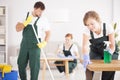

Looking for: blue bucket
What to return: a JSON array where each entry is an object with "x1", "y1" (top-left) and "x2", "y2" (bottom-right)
[{"x1": 0, "y1": 70, "x2": 18, "y2": 80}]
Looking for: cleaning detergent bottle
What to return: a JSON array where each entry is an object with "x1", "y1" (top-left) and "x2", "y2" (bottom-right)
[{"x1": 104, "y1": 41, "x2": 112, "y2": 63}]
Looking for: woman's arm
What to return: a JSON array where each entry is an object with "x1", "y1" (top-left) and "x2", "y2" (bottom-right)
[
  {"x1": 108, "y1": 32, "x2": 115, "y2": 54},
  {"x1": 55, "y1": 45, "x2": 65, "y2": 58},
  {"x1": 82, "y1": 33, "x2": 90, "y2": 55},
  {"x1": 74, "y1": 51, "x2": 80, "y2": 59},
  {"x1": 55, "y1": 44, "x2": 63, "y2": 54},
  {"x1": 82, "y1": 33, "x2": 91, "y2": 70},
  {"x1": 72, "y1": 44, "x2": 80, "y2": 58},
  {"x1": 56, "y1": 48, "x2": 63, "y2": 54}
]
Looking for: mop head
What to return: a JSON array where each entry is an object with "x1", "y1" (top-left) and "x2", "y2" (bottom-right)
[{"x1": 0, "y1": 64, "x2": 12, "y2": 77}]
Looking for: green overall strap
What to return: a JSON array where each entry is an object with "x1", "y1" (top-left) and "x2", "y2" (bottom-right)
[
  {"x1": 33, "y1": 17, "x2": 40, "y2": 35},
  {"x1": 68, "y1": 44, "x2": 73, "y2": 51},
  {"x1": 90, "y1": 30, "x2": 94, "y2": 39},
  {"x1": 26, "y1": 12, "x2": 29, "y2": 20},
  {"x1": 63, "y1": 44, "x2": 73, "y2": 51}
]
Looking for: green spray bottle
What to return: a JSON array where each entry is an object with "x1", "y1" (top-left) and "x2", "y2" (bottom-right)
[{"x1": 104, "y1": 41, "x2": 112, "y2": 63}]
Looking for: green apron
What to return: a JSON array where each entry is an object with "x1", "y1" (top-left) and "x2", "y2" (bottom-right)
[{"x1": 17, "y1": 15, "x2": 40, "y2": 80}]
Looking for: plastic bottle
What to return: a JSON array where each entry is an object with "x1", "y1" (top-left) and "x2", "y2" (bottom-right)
[{"x1": 104, "y1": 41, "x2": 112, "y2": 63}]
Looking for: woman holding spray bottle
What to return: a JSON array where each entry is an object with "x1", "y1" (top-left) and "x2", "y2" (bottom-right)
[{"x1": 82, "y1": 11, "x2": 119, "y2": 80}]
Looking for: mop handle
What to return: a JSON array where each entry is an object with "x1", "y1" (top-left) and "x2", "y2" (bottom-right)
[{"x1": 31, "y1": 25, "x2": 55, "y2": 80}]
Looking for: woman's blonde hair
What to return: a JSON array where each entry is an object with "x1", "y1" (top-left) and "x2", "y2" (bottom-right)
[{"x1": 83, "y1": 11, "x2": 101, "y2": 26}]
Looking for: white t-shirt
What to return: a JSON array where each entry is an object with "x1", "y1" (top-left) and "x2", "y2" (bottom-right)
[
  {"x1": 27, "y1": 12, "x2": 50, "y2": 41},
  {"x1": 83, "y1": 23, "x2": 114, "y2": 39},
  {"x1": 59, "y1": 44, "x2": 78, "y2": 57}
]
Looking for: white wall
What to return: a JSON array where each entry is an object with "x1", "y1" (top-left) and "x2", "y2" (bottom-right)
[
  {"x1": 1, "y1": 0, "x2": 120, "y2": 80},
  {"x1": 113, "y1": 1, "x2": 120, "y2": 80},
  {"x1": 0, "y1": 0, "x2": 116, "y2": 58},
  {"x1": 113, "y1": 0, "x2": 120, "y2": 22}
]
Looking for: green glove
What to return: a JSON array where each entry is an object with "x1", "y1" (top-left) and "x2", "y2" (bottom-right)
[
  {"x1": 23, "y1": 16, "x2": 33, "y2": 27},
  {"x1": 37, "y1": 41, "x2": 47, "y2": 48}
]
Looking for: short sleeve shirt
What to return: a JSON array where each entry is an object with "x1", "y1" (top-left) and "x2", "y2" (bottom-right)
[
  {"x1": 59, "y1": 44, "x2": 78, "y2": 57},
  {"x1": 29, "y1": 12, "x2": 50, "y2": 40},
  {"x1": 83, "y1": 23, "x2": 114, "y2": 39}
]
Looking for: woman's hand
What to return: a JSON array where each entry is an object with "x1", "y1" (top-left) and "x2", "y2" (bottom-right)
[{"x1": 83, "y1": 54, "x2": 91, "y2": 71}]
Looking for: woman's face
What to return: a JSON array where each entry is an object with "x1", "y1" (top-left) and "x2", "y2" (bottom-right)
[
  {"x1": 34, "y1": 8, "x2": 44, "y2": 17},
  {"x1": 65, "y1": 37, "x2": 72, "y2": 45},
  {"x1": 86, "y1": 18, "x2": 100, "y2": 33}
]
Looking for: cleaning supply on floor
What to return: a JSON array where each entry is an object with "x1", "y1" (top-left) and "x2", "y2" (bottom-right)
[
  {"x1": 104, "y1": 41, "x2": 112, "y2": 63},
  {"x1": 0, "y1": 70, "x2": 18, "y2": 80},
  {"x1": 0, "y1": 64, "x2": 12, "y2": 77}
]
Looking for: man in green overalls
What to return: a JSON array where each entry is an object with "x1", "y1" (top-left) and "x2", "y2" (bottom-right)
[{"x1": 16, "y1": 1, "x2": 50, "y2": 80}]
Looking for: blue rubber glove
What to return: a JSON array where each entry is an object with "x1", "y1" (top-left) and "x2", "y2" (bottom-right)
[
  {"x1": 106, "y1": 47, "x2": 112, "y2": 55},
  {"x1": 57, "y1": 53, "x2": 65, "y2": 58},
  {"x1": 83, "y1": 54, "x2": 91, "y2": 71}
]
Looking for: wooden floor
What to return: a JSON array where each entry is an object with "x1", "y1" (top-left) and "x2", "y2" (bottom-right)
[
  {"x1": 17, "y1": 62, "x2": 120, "y2": 80},
  {"x1": 18, "y1": 63, "x2": 86, "y2": 80},
  {"x1": 14, "y1": 54, "x2": 120, "y2": 80}
]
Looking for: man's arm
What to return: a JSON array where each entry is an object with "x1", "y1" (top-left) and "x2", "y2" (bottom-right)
[
  {"x1": 44, "y1": 30, "x2": 51, "y2": 42},
  {"x1": 16, "y1": 16, "x2": 33, "y2": 32},
  {"x1": 37, "y1": 30, "x2": 50, "y2": 48}
]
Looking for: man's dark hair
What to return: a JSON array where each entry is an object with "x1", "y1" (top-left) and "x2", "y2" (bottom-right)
[{"x1": 34, "y1": 1, "x2": 45, "y2": 10}]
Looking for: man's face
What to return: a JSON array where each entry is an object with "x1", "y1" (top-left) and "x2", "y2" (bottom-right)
[{"x1": 34, "y1": 8, "x2": 44, "y2": 17}]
